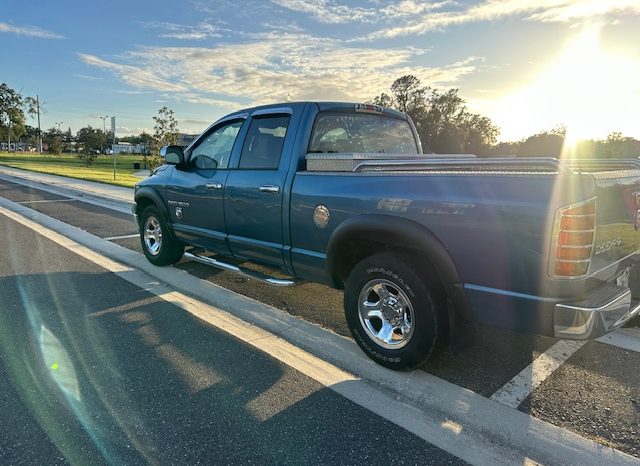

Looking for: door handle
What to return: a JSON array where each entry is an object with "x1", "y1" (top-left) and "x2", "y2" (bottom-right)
[
  {"x1": 259, "y1": 185, "x2": 280, "y2": 194},
  {"x1": 205, "y1": 183, "x2": 223, "y2": 190}
]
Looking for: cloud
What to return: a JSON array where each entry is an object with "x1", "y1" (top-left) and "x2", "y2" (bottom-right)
[
  {"x1": 270, "y1": 0, "x2": 377, "y2": 23},
  {"x1": 271, "y1": 0, "x2": 454, "y2": 24},
  {"x1": 78, "y1": 53, "x2": 188, "y2": 92},
  {"x1": 365, "y1": 0, "x2": 640, "y2": 39},
  {"x1": 80, "y1": 37, "x2": 478, "y2": 109},
  {"x1": 0, "y1": 22, "x2": 64, "y2": 39},
  {"x1": 140, "y1": 21, "x2": 225, "y2": 40},
  {"x1": 74, "y1": 74, "x2": 102, "y2": 80}
]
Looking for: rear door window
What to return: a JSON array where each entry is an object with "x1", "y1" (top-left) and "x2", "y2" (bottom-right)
[{"x1": 239, "y1": 115, "x2": 290, "y2": 169}]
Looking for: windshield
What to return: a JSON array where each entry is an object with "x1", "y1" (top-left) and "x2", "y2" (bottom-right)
[{"x1": 309, "y1": 113, "x2": 418, "y2": 154}]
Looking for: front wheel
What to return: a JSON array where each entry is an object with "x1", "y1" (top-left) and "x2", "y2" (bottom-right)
[
  {"x1": 139, "y1": 206, "x2": 184, "y2": 266},
  {"x1": 344, "y1": 253, "x2": 442, "y2": 370}
]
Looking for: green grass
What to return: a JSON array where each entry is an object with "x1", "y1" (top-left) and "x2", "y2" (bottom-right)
[{"x1": 0, "y1": 152, "x2": 148, "y2": 188}]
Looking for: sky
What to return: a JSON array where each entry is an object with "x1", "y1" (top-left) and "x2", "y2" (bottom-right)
[{"x1": 1, "y1": 0, "x2": 640, "y2": 142}]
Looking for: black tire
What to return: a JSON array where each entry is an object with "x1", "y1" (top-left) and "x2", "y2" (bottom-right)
[
  {"x1": 344, "y1": 252, "x2": 443, "y2": 370},
  {"x1": 139, "y1": 205, "x2": 184, "y2": 266}
]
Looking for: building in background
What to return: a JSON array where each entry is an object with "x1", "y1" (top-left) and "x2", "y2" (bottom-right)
[
  {"x1": 177, "y1": 133, "x2": 198, "y2": 148},
  {"x1": 113, "y1": 142, "x2": 148, "y2": 154}
]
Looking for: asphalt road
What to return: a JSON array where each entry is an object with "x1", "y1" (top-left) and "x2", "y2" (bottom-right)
[
  {"x1": 0, "y1": 210, "x2": 465, "y2": 465},
  {"x1": 0, "y1": 176, "x2": 638, "y2": 462}
]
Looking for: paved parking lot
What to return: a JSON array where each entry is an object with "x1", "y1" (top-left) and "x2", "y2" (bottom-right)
[{"x1": 0, "y1": 173, "x2": 638, "y2": 463}]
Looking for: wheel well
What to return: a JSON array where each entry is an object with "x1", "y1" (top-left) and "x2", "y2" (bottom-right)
[
  {"x1": 135, "y1": 196, "x2": 155, "y2": 217},
  {"x1": 332, "y1": 239, "x2": 447, "y2": 299}
]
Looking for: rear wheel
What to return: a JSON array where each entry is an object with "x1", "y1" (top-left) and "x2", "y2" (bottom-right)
[
  {"x1": 140, "y1": 206, "x2": 184, "y2": 266},
  {"x1": 344, "y1": 252, "x2": 442, "y2": 370}
]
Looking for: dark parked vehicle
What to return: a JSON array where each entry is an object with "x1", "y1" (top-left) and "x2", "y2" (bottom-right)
[{"x1": 133, "y1": 102, "x2": 640, "y2": 369}]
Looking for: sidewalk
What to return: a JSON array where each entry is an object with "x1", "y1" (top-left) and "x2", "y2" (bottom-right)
[{"x1": 0, "y1": 165, "x2": 134, "y2": 205}]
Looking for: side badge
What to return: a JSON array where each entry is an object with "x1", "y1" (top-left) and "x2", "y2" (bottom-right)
[
  {"x1": 175, "y1": 206, "x2": 183, "y2": 220},
  {"x1": 313, "y1": 205, "x2": 330, "y2": 229}
]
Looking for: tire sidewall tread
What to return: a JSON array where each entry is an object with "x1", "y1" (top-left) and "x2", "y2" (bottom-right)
[
  {"x1": 139, "y1": 206, "x2": 184, "y2": 266},
  {"x1": 344, "y1": 252, "x2": 440, "y2": 370}
]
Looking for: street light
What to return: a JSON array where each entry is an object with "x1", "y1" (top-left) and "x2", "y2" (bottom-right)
[
  {"x1": 55, "y1": 121, "x2": 64, "y2": 131},
  {"x1": 98, "y1": 115, "x2": 109, "y2": 134}
]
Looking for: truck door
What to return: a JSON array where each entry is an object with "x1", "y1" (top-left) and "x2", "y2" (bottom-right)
[
  {"x1": 224, "y1": 112, "x2": 292, "y2": 267},
  {"x1": 166, "y1": 118, "x2": 245, "y2": 255}
]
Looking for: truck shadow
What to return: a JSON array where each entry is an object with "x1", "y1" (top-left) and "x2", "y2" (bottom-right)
[{"x1": 0, "y1": 272, "x2": 460, "y2": 465}]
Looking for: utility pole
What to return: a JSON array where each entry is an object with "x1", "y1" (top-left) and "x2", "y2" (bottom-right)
[
  {"x1": 36, "y1": 95, "x2": 42, "y2": 153},
  {"x1": 111, "y1": 116, "x2": 116, "y2": 180},
  {"x1": 99, "y1": 115, "x2": 108, "y2": 134},
  {"x1": 99, "y1": 115, "x2": 109, "y2": 153}
]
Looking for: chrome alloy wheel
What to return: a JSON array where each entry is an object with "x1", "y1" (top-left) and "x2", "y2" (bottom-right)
[
  {"x1": 143, "y1": 216, "x2": 163, "y2": 256},
  {"x1": 358, "y1": 279, "x2": 415, "y2": 349}
]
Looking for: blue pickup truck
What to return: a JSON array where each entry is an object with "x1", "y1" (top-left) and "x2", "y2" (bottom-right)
[{"x1": 133, "y1": 101, "x2": 640, "y2": 369}]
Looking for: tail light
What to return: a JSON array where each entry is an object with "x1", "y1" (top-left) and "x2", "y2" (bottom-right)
[{"x1": 549, "y1": 198, "x2": 596, "y2": 278}]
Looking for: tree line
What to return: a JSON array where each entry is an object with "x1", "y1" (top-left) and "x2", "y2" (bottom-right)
[
  {"x1": 2, "y1": 79, "x2": 639, "y2": 162},
  {"x1": 0, "y1": 82, "x2": 180, "y2": 167},
  {"x1": 373, "y1": 75, "x2": 639, "y2": 158}
]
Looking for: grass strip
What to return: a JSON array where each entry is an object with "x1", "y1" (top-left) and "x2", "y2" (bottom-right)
[{"x1": 0, "y1": 152, "x2": 148, "y2": 188}]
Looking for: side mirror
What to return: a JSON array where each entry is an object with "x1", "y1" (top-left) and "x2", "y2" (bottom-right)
[{"x1": 160, "y1": 145, "x2": 184, "y2": 165}]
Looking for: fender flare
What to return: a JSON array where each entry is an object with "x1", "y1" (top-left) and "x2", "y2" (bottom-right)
[
  {"x1": 134, "y1": 187, "x2": 172, "y2": 222},
  {"x1": 326, "y1": 214, "x2": 472, "y2": 322}
]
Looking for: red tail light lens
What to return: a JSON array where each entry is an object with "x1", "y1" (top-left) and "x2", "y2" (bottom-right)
[
  {"x1": 550, "y1": 198, "x2": 596, "y2": 278},
  {"x1": 560, "y1": 215, "x2": 595, "y2": 230},
  {"x1": 555, "y1": 261, "x2": 589, "y2": 277},
  {"x1": 556, "y1": 246, "x2": 593, "y2": 260},
  {"x1": 558, "y1": 231, "x2": 594, "y2": 246}
]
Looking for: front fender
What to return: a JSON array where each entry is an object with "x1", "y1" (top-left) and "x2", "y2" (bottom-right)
[{"x1": 134, "y1": 186, "x2": 171, "y2": 221}]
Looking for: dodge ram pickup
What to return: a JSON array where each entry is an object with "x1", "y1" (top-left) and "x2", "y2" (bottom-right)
[{"x1": 133, "y1": 101, "x2": 640, "y2": 370}]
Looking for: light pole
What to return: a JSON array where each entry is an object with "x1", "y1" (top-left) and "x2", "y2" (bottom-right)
[
  {"x1": 98, "y1": 115, "x2": 108, "y2": 134},
  {"x1": 55, "y1": 121, "x2": 64, "y2": 131}
]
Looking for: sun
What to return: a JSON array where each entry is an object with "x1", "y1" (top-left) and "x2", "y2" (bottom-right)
[{"x1": 494, "y1": 25, "x2": 640, "y2": 144}]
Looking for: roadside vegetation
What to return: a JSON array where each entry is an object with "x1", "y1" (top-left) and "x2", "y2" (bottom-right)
[{"x1": 0, "y1": 152, "x2": 145, "y2": 188}]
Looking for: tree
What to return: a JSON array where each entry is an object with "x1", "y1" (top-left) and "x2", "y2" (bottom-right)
[
  {"x1": 149, "y1": 106, "x2": 179, "y2": 169},
  {"x1": 75, "y1": 126, "x2": 102, "y2": 166},
  {"x1": 0, "y1": 83, "x2": 24, "y2": 148},
  {"x1": 603, "y1": 132, "x2": 638, "y2": 158},
  {"x1": 517, "y1": 130, "x2": 565, "y2": 157},
  {"x1": 43, "y1": 127, "x2": 63, "y2": 154},
  {"x1": 372, "y1": 76, "x2": 499, "y2": 155}
]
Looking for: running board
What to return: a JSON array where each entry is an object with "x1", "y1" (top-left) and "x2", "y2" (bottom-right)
[{"x1": 183, "y1": 251, "x2": 297, "y2": 287}]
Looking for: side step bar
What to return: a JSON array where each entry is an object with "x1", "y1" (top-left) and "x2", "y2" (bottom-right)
[{"x1": 184, "y1": 251, "x2": 297, "y2": 287}]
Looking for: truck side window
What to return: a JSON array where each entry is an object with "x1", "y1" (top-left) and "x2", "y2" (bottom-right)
[
  {"x1": 239, "y1": 115, "x2": 290, "y2": 169},
  {"x1": 189, "y1": 120, "x2": 242, "y2": 169}
]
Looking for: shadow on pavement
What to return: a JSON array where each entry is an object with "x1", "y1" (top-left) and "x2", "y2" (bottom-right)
[{"x1": 0, "y1": 272, "x2": 463, "y2": 465}]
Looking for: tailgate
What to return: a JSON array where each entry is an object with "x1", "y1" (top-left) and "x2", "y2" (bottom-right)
[{"x1": 591, "y1": 169, "x2": 640, "y2": 274}]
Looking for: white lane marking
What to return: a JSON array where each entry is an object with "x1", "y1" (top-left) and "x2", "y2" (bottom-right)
[
  {"x1": 490, "y1": 340, "x2": 586, "y2": 408},
  {"x1": 2, "y1": 200, "x2": 639, "y2": 466},
  {"x1": 18, "y1": 198, "x2": 76, "y2": 204},
  {"x1": 597, "y1": 328, "x2": 640, "y2": 353},
  {"x1": 103, "y1": 233, "x2": 140, "y2": 241}
]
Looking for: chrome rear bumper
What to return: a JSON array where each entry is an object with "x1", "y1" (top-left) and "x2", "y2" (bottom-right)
[{"x1": 554, "y1": 283, "x2": 640, "y2": 339}]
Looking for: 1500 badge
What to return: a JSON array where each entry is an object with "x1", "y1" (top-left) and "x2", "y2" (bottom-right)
[{"x1": 168, "y1": 200, "x2": 190, "y2": 207}]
